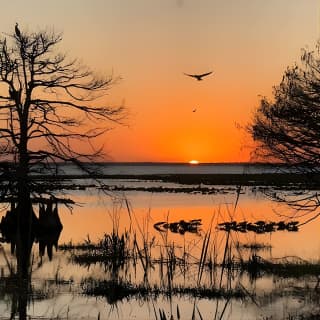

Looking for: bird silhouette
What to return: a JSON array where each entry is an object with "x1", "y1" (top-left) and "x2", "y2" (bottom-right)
[
  {"x1": 184, "y1": 71, "x2": 213, "y2": 81},
  {"x1": 15, "y1": 23, "x2": 21, "y2": 38}
]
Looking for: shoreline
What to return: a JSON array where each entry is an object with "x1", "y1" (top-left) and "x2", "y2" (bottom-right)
[{"x1": 2, "y1": 172, "x2": 319, "y2": 187}]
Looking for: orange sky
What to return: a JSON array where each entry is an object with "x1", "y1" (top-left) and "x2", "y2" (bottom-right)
[{"x1": 0, "y1": 1, "x2": 319, "y2": 162}]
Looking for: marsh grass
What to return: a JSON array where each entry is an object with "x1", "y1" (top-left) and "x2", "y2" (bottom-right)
[
  {"x1": 59, "y1": 238, "x2": 100, "y2": 251},
  {"x1": 153, "y1": 303, "x2": 206, "y2": 320},
  {"x1": 68, "y1": 232, "x2": 130, "y2": 274},
  {"x1": 56, "y1": 192, "x2": 320, "y2": 320},
  {"x1": 236, "y1": 241, "x2": 272, "y2": 251},
  {"x1": 82, "y1": 277, "x2": 245, "y2": 303},
  {"x1": 65, "y1": 206, "x2": 250, "y2": 306},
  {"x1": 283, "y1": 315, "x2": 320, "y2": 320},
  {"x1": 2, "y1": 176, "x2": 320, "y2": 319},
  {"x1": 69, "y1": 216, "x2": 320, "y2": 314},
  {"x1": 241, "y1": 254, "x2": 320, "y2": 279}
]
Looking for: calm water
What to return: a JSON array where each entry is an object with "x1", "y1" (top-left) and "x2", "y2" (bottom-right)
[
  {"x1": 0, "y1": 163, "x2": 319, "y2": 319},
  {"x1": 55, "y1": 162, "x2": 284, "y2": 175}
]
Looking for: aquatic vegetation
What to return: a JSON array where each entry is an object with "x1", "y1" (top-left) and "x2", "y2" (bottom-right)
[
  {"x1": 68, "y1": 232, "x2": 130, "y2": 272},
  {"x1": 99, "y1": 184, "x2": 239, "y2": 195},
  {"x1": 59, "y1": 239, "x2": 100, "y2": 251},
  {"x1": 236, "y1": 241, "x2": 272, "y2": 251},
  {"x1": 217, "y1": 220, "x2": 299, "y2": 233},
  {"x1": 82, "y1": 277, "x2": 245, "y2": 302},
  {"x1": 2, "y1": 165, "x2": 320, "y2": 319},
  {"x1": 241, "y1": 254, "x2": 320, "y2": 279},
  {"x1": 82, "y1": 278, "x2": 150, "y2": 304},
  {"x1": 153, "y1": 219, "x2": 202, "y2": 234}
]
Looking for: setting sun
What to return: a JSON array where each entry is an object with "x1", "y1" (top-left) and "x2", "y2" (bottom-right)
[{"x1": 189, "y1": 160, "x2": 199, "y2": 165}]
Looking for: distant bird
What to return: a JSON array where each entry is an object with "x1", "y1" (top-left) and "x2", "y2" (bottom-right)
[
  {"x1": 192, "y1": 108, "x2": 197, "y2": 112},
  {"x1": 15, "y1": 23, "x2": 21, "y2": 38},
  {"x1": 184, "y1": 71, "x2": 213, "y2": 81}
]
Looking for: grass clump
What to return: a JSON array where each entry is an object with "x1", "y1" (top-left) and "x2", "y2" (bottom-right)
[
  {"x1": 82, "y1": 278, "x2": 150, "y2": 304},
  {"x1": 82, "y1": 278, "x2": 245, "y2": 302},
  {"x1": 242, "y1": 254, "x2": 320, "y2": 279},
  {"x1": 68, "y1": 232, "x2": 130, "y2": 269}
]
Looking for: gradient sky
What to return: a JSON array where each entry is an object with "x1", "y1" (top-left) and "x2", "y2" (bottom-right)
[{"x1": 0, "y1": 1, "x2": 319, "y2": 162}]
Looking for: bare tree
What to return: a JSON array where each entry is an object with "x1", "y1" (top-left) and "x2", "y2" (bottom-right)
[
  {"x1": 0, "y1": 24, "x2": 124, "y2": 170},
  {"x1": 0, "y1": 24, "x2": 125, "y2": 278}
]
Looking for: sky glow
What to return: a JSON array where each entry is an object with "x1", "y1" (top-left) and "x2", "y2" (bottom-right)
[{"x1": 0, "y1": 0, "x2": 319, "y2": 162}]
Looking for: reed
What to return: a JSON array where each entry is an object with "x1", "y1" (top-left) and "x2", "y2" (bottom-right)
[
  {"x1": 58, "y1": 191, "x2": 320, "y2": 320},
  {"x1": 197, "y1": 228, "x2": 211, "y2": 286}
]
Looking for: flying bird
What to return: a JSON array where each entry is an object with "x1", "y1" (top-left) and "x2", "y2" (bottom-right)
[
  {"x1": 184, "y1": 71, "x2": 213, "y2": 81},
  {"x1": 15, "y1": 23, "x2": 21, "y2": 38}
]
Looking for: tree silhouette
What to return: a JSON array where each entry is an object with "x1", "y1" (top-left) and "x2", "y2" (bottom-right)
[
  {"x1": 249, "y1": 43, "x2": 320, "y2": 225},
  {"x1": 250, "y1": 44, "x2": 320, "y2": 169},
  {"x1": 0, "y1": 24, "x2": 125, "y2": 280}
]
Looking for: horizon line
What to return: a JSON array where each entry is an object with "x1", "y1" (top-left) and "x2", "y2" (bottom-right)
[
  {"x1": 92, "y1": 161, "x2": 281, "y2": 165},
  {"x1": 0, "y1": 160, "x2": 284, "y2": 165}
]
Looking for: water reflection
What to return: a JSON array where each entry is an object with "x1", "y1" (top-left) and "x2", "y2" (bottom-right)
[
  {"x1": 0, "y1": 184, "x2": 320, "y2": 319},
  {"x1": 55, "y1": 188, "x2": 320, "y2": 260},
  {"x1": 0, "y1": 198, "x2": 63, "y2": 319},
  {"x1": 0, "y1": 199, "x2": 63, "y2": 261}
]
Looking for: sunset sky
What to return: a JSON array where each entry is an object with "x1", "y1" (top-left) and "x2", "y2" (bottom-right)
[{"x1": 0, "y1": 1, "x2": 319, "y2": 163}]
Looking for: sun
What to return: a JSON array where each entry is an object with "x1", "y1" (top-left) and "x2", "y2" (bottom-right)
[{"x1": 189, "y1": 160, "x2": 199, "y2": 165}]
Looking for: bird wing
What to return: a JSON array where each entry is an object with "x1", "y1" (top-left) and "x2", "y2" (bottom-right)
[
  {"x1": 184, "y1": 73, "x2": 197, "y2": 78},
  {"x1": 199, "y1": 71, "x2": 213, "y2": 77}
]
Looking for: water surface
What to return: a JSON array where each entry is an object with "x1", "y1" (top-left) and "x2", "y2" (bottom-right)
[{"x1": 0, "y1": 163, "x2": 319, "y2": 319}]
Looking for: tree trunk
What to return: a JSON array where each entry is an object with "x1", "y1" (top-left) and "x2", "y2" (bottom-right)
[
  {"x1": 16, "y1": 121, "x2": 33, "y2": 280},
  {"x1": 13, "y1": 165, "x2": 31, "y2": 320}
]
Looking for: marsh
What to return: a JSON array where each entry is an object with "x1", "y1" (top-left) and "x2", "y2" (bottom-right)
[{"x1": 0, "y1": 163, "x2": 319, "y2": 319}]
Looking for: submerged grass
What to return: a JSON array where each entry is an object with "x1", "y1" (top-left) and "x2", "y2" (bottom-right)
[
  {"x1": 236, "y1": 241, "x2": 272, "y2": 251},
  {"x1": 82, "y1": 277, "x2": 245, "y2": 303},
  {"x1": 241, "y1": 254, "x2": 320, "y2": 279}
]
